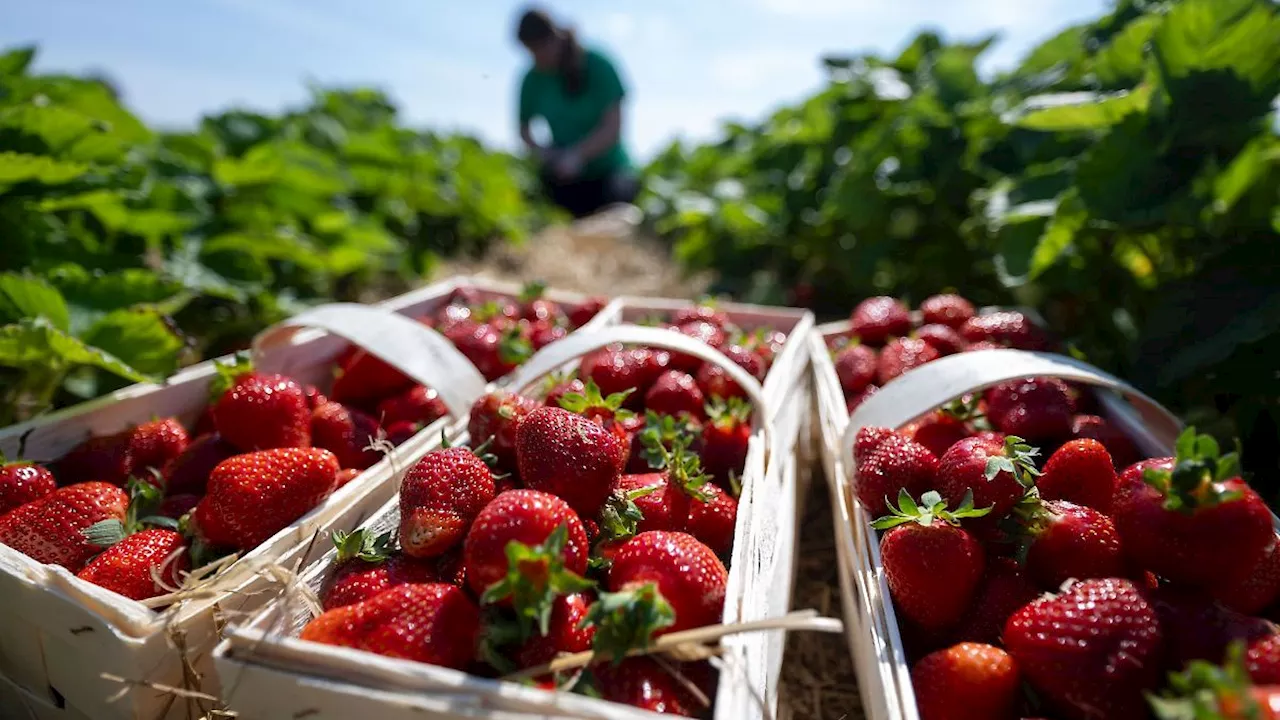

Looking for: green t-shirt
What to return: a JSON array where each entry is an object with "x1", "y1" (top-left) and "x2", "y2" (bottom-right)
[{"x1": 519, "y1": 47, "x2": 632, "y2": 180}]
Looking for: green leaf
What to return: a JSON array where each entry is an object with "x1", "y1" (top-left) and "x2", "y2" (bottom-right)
[
  {"x1": 1211, "y1": 136, "x2": 1280, "y2": 215},
  {"x1": 0, "y1": 151, "x2": 90, "y2": 186},
  {"x1": 1093, "y1": 15, "x2": 1162, "y2": 88},
  {"x1": 1012, "y1": 85, "x2": 1153, "y2": 132},
  {"x1": 0, "y1": 47, "x2": 35, "y2": 76},
  {"x1": 80, "y1": 308, "x2": 185, "y2": 376},
  {"x1": 0, "y1": 317, "x2": 154, "y2": 383},
  {"x1": 1028, "y1": 191, "x2": 1087, "y2": 279},
  {"x1": 1152, "y1": 0, "x2": 1280, "y2": 100},
  {"x1": 0, "y1": 273, "x2": 70, "y2": 331},
  {"x1": 46, "y1": 265, "x2": 190, "y2": 335}
]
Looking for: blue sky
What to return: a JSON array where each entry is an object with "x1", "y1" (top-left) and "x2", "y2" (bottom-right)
[{"x1": 2, "y1": 0, "x2": 1110, "y2": 159}]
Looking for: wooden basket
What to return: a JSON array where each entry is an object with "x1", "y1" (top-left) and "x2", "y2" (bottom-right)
[
  {"x1": 213, "y1": 301, "x2": 816, "y2": 720},
  {"x1": 0, "y1": 277, "x2": 614, "y2": 720},
  {"x1": 810, "y1": 317, "x2": 1204, "y2": 720}
]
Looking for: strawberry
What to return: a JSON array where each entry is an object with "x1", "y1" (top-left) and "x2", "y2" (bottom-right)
[
  {"x1": 984, "y1": 377, "x2": 1074, "y2": 442},
  {"x1": 873, "y1": 490, "x2": 990, "y2": 632},
  {"x1": 516, "y1": 406, "x2": 626, "y2": 518},
  {"x1": 700, "y1": 397, "x2": 752, "y2": 490},
  {"x1": 1148, "y1": 587, "x2": 1276, "y2": 670},
  {"x1": 310, "y1": 402, "x2": 383, "y2": 470},
  {"x1": 847, "y1": 386, "x2": 880, "y2": 413},
  {"x1": 685, "y1": 481, "x2": 737, "y2": 557},
  {"x1": 1214, "y1": 542, "x2": 1280, "y2": 616},
  {"x1": 1113, "y1": 428, "x2": 1274, "y2": 589},
  {"x1": 445, "y1": 320, "x2": 526, "y2": 382},
  {"x1": 952, "y1": 557, "x2": 1039, "y2": 645},
  {"x1": 463, "y1": 490, "x2": 590, "y2": 633},
  {"x1": 627, "y1": 411, "x2": 702, "y2": 474},
  {"x1": 213, "y1": 371, "x2": 312, "y2": 452},
  {"x1": 1004, "y1": 578, "x2": 1162, "y2": 719},
  {"x1": 127, "y1": 418, "x2": 190, "y2": 475},
  {"x1": 1249, "y1": 635, "x2": 1280, "y2": 685},
  {"x1": 1150, "y1": 644, "x2": 1280, "y2": 720},
  {"x1": 854, "y1": 432, "x2": 940, "y2": 516},
  {"x1": 694, "y1": 344, "x2": 765, "y2": 401},
  {"x1": 329, "y1": 349, "x2": 414, "y2": 406},
  {"x1": 1011, "y1": 498, "x2": 1125, "y2": 590},
  {"x1": 335, "y1": 468, "x2": 360, "y2": 487},
  {"x1": 580, "y1": 346, "x2": 670, "y2": 405},
  {"x1": 509, "y1": 592, "x2": 595, "y2": 670},
  {"x1": 517, "y1": 281, "x2": 561, "y2": 323},
  {"x1": 376, "y1": 385, "x2": 448, "y2": 428},
  {"x1": 959, "y1": 311, "x2": 1050, "y2": 351},
  {"x1": 915, "y1": 323, "x2": 968, "y2": 356},
  {"x1": 382, "y1": 421, "x2": 420, "y2": 447},
  {"x1": 850, "y1": 296, "x2": 912, "y2": 345},
  {"x1": 603, "y1": 472, "x2": 688, "y2": 538},
  {"x1": 75, "y1": 528, "x2": 188, "y2": 601},
  {"x1": 1070, "y1": 414, "x2": 1141, "y2": 469},
  {"x1": 834, "y1": 342, "x2": 878, "y2": 395},
  {"x1": 594, "y1": 658, "x2": 713, "y2": 716},
  {"x1": 300, "y1": 583, "x2": 480, "y2": 669},
  {"x1": 911, "y1": 642, "x2": 1020, "y2": 720},
  {"x1": 645, "y1": 370, "x2": 706, "y2": 420},
  {"x1": 568, "y1": 296, "x2": 608, "y2": 328},
  {"x1": 160, "y1": 433, "x2": 236, "y2": 496},
  {"x1": 192, "y1": 448, "x2": 340, "y2": 551},
  {"x1": 158, "y1": 493, "x2": 200, "y2": 520},
  {"x1": 902, "y1": 397, "x2": 981, "y2": 459},
  {"x1": 937, "y1": 435, "x2": 1040, "y2": 530},
  {"x1": 853, "y1": 426, "x2": 898, "y2": 466},
  {"x1": 877, "y1": 337, "x2": 940, "y2": 385},
  {"x1": 319, "y1": 529, "x2": 445, "y2": 610},
  {"x1": 597, "y1": 531, "x2": 727, "y2": 638},
  {"x1": 672, "y1": 319, "x2": 728, "y2": 373},
  {"x1": 0, "y1": 458, "x2": 56, "y2": 515},
  {"x1": 673, "y1": 304, "x2": 729, "y2": 328},
  {"x1": 543, "y1": 376, "x2": 586, "y2": 408},
  {"x1": 0, "y1": 481, "x2": 128, "y2": 571},
  {"x1": 399, "y1": 445, "x2": 496, "y2": 558},
  {"x1": 528, "y1": 319, "x2": 567, "y2": 349},
  {"x1": 55, "y1": 430, "x2": 133, "y2": 486},
  {"x1": 556, "y1": 380, "x2": 640, "y2": 456},
  {"x1": 919, "y1": 294, "x2": 976, "y2": 329},
  {"x1": 1037, "y1": 438, "x2": 1117, "y2": 513},
  {"x1": 467, "y1": 391, "x2": 540, "y2": 476}
]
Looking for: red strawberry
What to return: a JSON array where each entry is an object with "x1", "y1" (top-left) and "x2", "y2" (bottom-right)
[
  {"x1": 75, "y1": 528, "x2": 188, "y2": 601},
  {"x1": 1070, "y1": 414, "x2": 1140, "y2": 469},
  {"x1": 213, "y1": 372, "x2": 312, "y2": 451},
  {"x1": 568, "y1": 296, "x2": 608, "y2": 328},
  {"x1": 580, "y1": 346, "x2": 670, "y2": 405},
  {"x1": 902, "y1": 399, "x2": 980, "y2": 459},
  {"x1": 673, "y1": 305, "x2": 729, "y2": 328},
  {"x1": 157, "y1": 493, "x2": 200, "y2": 520},
  {"x1": 310, "y1": 402, "x2": 383, "y2": 470},
  {"x1": 127, "y1": 418, "x2": 190, "y2": 475},
  {"x1": 1013, "y1": 499, "x2": 1125, "y2": 590},
  {"x1": 454, "y1": 321, "x2": 530, "y2": 381},
  {"x1": 319, "y1": 530, "x2": 444, "y2": 610},
  {"x1": 834, "y1": 342, "x2": 878, "y2": 395},
  {"x1": 685, "y1": 482, "x2": 738, "y2": 557},
  {"x1": 382, "y1": 421, "x2": 420, "y2": 446},
  {"x1": 959, "y1": 311, "x2": 1050, "y2": 351},
  {"x1": 1249, "y1": 635, "x2": 1280, "y2": 685},
  {"x1": 1113, "y1": 429, "x2": 1274, "y2": 589},
  {"x1": 603, "y1": 531, "x2": 727, "y2": 635},
  {"x1": 0, "y1": 460, "x2": 56, "y2": 515},
  {"x1": 543, "y1": 376, "x2": 586, "y2": 408},
  {"x1": 854, "y1": 433, "x2": 940, "y2": 516},
  {"x1": 528, "y1": 319, "x2": 567, "y2": 349},
  {"x1": 937, "y1": 435, "x2": 1040, "y2": 530},
  {"x1": 329, "y1": 350, "x2": 414, "y2": 406},
  {"x1": 555, "y1": 380, "x2": 641, "y2": 458},
  {"x1": 462, "y1": 490, "x2": 589, "y2": 617},
  {"x1": 595, "y1": 658, "x2": 713, "y2": 716},
  {"x1": 645, "y1": 370, "x2": 706, "y2": 419},
  {"x1": 160, "y1": 433, "x2": 236, "y2": 496},
  {"x1": 874, "y1": 490, "x2": 990, "y2": 632},
  {"x1": 604, "y1": 472, "x2": 689, "y2": 537},
  {"x1": 335, "y1": 468, "x2": 360, "y2": 487},
  {"x1": 399, "y1": 446, "x2": 496, "y2": 558},
  {"x1": 467, "y1": 391, "x2": 540, "y2": 475},
  {"x1": 984, "y1": 378, "x2": 1075, "y2": 442},
  {"x1": 953, "y1": 557, "x2": 1040, "y2": 645},
  {"x1": 1004, "y1": 578, "x2": 1163, "y2": 719},
  {"x1": 694, "y1": 345, "x2": 765, "y2": 401},
  {"x1": 670, "y1": 320, "x2": 728, "y2": 372},
  {"x1": 916, "y1": 324, "x2": 968, "y2": 356},
  {"x1": 1148, "y1": 587, "x2": 1276, "y2": 670},
  {"x1": 850, "y1": 296, "x2": 912, "y2": 345},
  {"x1": 1037, "y1": 438, "x2": 1117, "y2": 513},
  {"x1": 1214, "y1": 542, "x2": 1280, "y2": 616},
  {"x1": 516, "y1": 407, "x2": 626, "y2": 518},
  {"x1": 510, "y1": 592, "x2": 595, "y2": 670},
  {"x1": 300, "y1": 583, "x2": 480, "y2": 669},
  {"x1": 877, "y1": 337, "x2": 940, "y2": 385},
  {"x1": 700, "y1": 398, "x2": 752, "y2": 490},
  {"x1": 0, "y1": 482, "x2": 128, "y2": 571},
  {"x1": 192, "y1": 448, "x2": 340, "y2": 551},
  {"x1": 853, "y1": 426, "x2": 898, "y2": 466},
  {"x1": 919, "y1": 294, "x2": 976, "y2": 329},
  {"x1": 846, "y1": 385, "x2": 879, "y2": 414},
  {"x1": 911, "y1": 642, "x2": 1020, "y2": 720},
  {"x1": 517, "y1": 281, "x2": 561, "y2": 323},
  {"x1": 376, "y1": 385, "x2": 448, "y2": 428},
  {"x1": 55, "y1": 431, "x2": 133, "y2": 486}
]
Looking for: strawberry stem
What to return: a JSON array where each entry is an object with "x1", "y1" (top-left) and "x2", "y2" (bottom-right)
[
  {"x1": 579, "y1": 582, "x2": 676, "y2": 663},
  {"x1": 983, "y1": 436, "x2": 1042, "y2": 489},
  {"x1": 871, "y1": 489, "x2": 993, "y2": 530},
  {"x1": 331, "y1": 528, "x2": 392, "y2": 563},
  {"x1": 636, "y1": 411, "x2": 700, "y2": 471},
  {"x1": 598, "y1": 485, "x2": 662, "y2": 543},
  {"x1": 641, "y1": 433, "x2": 712, "y2": 502},
  {"x1": 480, "y1": 524, "x2": 595, "y2": 639}
]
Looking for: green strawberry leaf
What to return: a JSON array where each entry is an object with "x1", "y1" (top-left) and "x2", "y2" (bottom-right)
[
  {"x1": 208, "y1": 351, "x2": 254, "y2": 401},
  {"x1": 518, "y1": 280, "x2": 547, "y2": 303},
  {"x1": 871, "y1": 488, "x2": 993, "y2": 530},
  {"x1": 559, "y1": 379, "x2": 634, "y2": 417},
  {"x1": 579, "y1": 582, "x2": 675, "y2": 664},
  {"x1": 1144, "y1": 426, "x2": 1249, "y2": 512},
  {"x1": 598, "y1": 484, "x2": 661, "y2": 543},
  {"x1": 1147, "y1": 640, "x2": 1260, "y2": 719},
  {"x1": 331, "y1": 528, "x2": 392, "y2": 563},
  {"x1": 82, "y1": 519, "x2": 127, "y2": 548},
  {"x1": 480, "y1": 524, "x2": 595, "y2": 639}
]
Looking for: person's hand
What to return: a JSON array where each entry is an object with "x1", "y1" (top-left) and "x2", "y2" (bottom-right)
[
  {"x1": 552, "y1": 149, "x2": 583, "y2": 180},
  {"x1": 534, "y1": 146, "x2": 558, "y2": 165}
]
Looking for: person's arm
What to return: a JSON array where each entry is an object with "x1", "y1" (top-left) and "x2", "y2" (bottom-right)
[
  {"x1": 567, "y1": 103, "x2": 621, "y2": 163},
  {"x1": 555, "y1": 50, "x2": 627, "y2": 177},
  {"x1": 517, "y1": 73, "x2": 551, "y2": 160}
]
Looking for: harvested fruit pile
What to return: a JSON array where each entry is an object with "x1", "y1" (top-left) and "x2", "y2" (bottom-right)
[
  {"x1": 0, "y1": 286, "x2": 604, "y2": 605},
  {"x1": 854, "y1": 386, "x2": 1280, "y2": 718},
  {"x1": 830, "y1": 294, "x2": 1052, "y2": 414},
  {"x1": 296, "y1": 303, "x2": 786, "y2": 716}
]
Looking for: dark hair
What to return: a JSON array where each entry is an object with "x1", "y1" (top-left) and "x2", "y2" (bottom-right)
[{"x1": 516, "y1": 7, "x2": 587, "y2": 96}]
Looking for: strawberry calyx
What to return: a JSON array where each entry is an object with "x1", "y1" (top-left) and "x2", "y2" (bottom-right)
[
  {"x1": 331, "y1": 528, "x2": 392, "y2": 564},
  {"x1": 705, "y1": 396, "x2": 752, "y2": 430},
  {"x1": 598, "y1": 485, "x2": 662, "y2": 543},
  {"x1": 642, "y1": 434, "x2": 713, "y2": 502},
  {"x1": 579, "y1": 582, "x2": 676, "y2": 663},
  {"x1": 635, "y1": 411, "x2": 700, "y2": 471},
  {"x1": 82, "y1": 475, "x2": 174, "y2": 549},
  {"x1": 1143, "y1": 427, "x2": 1245, "y2": 513},
  {"x1": 498, "y1": 326, "x2": 534, "y2": 366},
  {"x1": 478, "y1": 609, "x2": 524, "y2": 674},
  {"x1": 208, "y1": 351, "x2": 254, "y2": 401},
  {"x1": 480, "y1": 524, "x2": 595, "y2": 639},
  {"x1": 558, "y1": 379, "x2": 636, "y2": 424},
  {"x1": 984, "y1": 436, "x2": 1042, "y2": 490},
  {"x1": 871, "y1": 489, "x2": 993, "y2": 530},
  {"x1": 938, "y1": 395, "x2": 986, "y2": 427},
  {"x1": 1147, "y1": 641, "x2": 1263, "y2": 719},
  {"x1": 470, "y1": 300, "x2": 507, "y2": 324},
  {"x1": 636, "y1": 313, "x2": 667, "y2": 328},
  {"x1": 518, "y1": 280, "x2": 548, "y2": 304}
]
